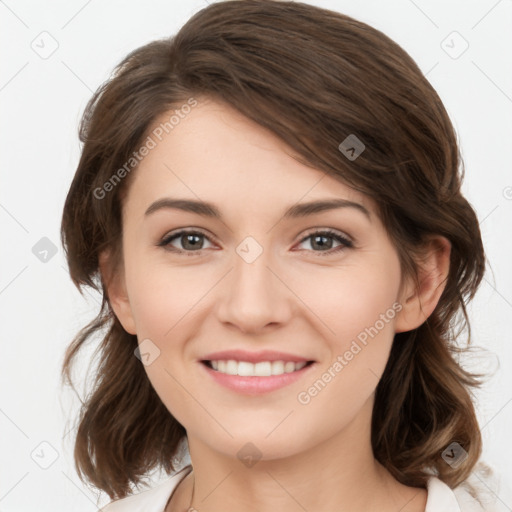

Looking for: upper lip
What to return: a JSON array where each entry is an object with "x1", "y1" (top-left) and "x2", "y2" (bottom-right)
[{"x1": 201, "y1": 350, "x2": 313, "y2": 364}]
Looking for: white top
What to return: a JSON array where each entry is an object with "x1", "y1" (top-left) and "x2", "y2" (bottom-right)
[{"x1": 99, "y1": 462, "x2": 511, "y2": 512}]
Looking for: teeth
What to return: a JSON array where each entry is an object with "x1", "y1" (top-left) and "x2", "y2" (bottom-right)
[{"x1": 209, "y1": 360, "x2": 308, "y2": 376}]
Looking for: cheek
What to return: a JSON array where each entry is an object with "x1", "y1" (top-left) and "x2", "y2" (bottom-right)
[
  {"x1": 292, "y1": 257, "x2": 402, "y2": 402},
  {"x1": 123, "y1": 257, "x2": 204, "y2": 424},
  {"x1": 125, "y1": 252, "x2": 212, "y2": 339},
  {"x1": 290, "y1": 257, "x2": 402, "y2": 348}
]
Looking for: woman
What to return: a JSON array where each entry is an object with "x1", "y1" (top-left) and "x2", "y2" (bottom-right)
[{"x1": 60, "y1": 1, "x2": 506, "y2": 510}]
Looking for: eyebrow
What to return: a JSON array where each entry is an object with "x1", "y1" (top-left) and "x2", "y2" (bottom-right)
[{"x1": 144, "y1": 197, "x2": 371, "y2": 221}]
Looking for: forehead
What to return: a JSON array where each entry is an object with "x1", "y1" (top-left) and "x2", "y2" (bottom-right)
[{"x1": 123, "y1": 97, "x2": 375, "y2": 218}]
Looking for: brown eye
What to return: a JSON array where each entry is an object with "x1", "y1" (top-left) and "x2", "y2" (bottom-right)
[
  {"x1": 159, "y1": 230, "x2": 214, "y2": 253},
  {"x1": 296, "y1": 230, "x2": 353, "y2": 256}
]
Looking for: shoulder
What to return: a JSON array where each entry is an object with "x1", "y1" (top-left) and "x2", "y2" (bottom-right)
[
  {"x1": 426, "y1": 461, "x2": 512, "y2": 512},
  {"x1": 99, "y1": 465, "x2": 192, "y2": 512}
]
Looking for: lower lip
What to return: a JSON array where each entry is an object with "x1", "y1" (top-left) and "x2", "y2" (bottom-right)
[{"x1": 200, "y1": 361, "x2": 316, "y2": 394}]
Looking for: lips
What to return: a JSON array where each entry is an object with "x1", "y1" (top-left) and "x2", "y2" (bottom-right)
[{"x1": 199, "y1": 349, "x2": 316, "y2": 394}]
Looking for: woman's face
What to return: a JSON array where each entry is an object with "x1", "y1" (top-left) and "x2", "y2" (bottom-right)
[{"x1": 109, "y1": 97, "x2": 415, "y2": 461}]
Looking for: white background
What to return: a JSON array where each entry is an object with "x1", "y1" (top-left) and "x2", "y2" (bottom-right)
[{"x1": 1, "y1": 0, "x2": 511, "y2": 510}]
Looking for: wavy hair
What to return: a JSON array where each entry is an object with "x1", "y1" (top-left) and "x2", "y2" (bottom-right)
[{"x1": 60, "y1": 0, "x2": 486, "y2": 500}]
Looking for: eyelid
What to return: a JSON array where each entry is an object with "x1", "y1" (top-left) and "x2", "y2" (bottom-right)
[{"x1": 298, "y1": 227, "x2": 353, "y2": 245}]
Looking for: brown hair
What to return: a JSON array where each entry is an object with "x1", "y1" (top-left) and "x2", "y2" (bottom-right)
[{"x1": 60, "y1": 0, "x2": 486, "y2": 500}]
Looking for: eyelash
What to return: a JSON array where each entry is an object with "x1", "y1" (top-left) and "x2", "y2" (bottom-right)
[{"x1": 157, "y1": 228, "x2": 354, "y2": 257}]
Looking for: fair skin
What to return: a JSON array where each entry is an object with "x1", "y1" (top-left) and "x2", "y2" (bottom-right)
[{"x1": 100, "y1": 97, "x2": 451, "y2": 512}]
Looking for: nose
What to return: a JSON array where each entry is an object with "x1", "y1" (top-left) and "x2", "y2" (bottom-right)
[{"x1": 215, "y1": 243, "x2": 294, "y2": 334}]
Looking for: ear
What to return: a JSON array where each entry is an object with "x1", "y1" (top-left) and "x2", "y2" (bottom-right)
[
  {"x1": 98, "y1": 249, "x2": 137, "y2": 335},
  {"x1": 394, "y1": 236, "x2": 451, "y2": 333}
]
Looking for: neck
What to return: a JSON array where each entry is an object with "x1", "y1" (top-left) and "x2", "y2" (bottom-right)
[{"x1": 169, "y1": 397, "x2": 427, "y2": 512}]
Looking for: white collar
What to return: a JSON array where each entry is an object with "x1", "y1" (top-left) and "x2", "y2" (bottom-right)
[
  {"x1": 100, "y1": 464, "x2": 498, "y2": 512},
  {"x1": 425, "y1": 475, "x2": 463, "y2": 511}
]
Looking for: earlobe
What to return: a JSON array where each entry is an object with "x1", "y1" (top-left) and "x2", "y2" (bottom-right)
[
  {"x1": 394, "y1": 236, "x2": 451, "y2": 334},
  {"x1": 98, "y1": 249, "x2": 137, "y2": 335}
]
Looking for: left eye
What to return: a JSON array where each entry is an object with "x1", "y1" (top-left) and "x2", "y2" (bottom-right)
[{"x1": 295, "y1": 230, "x2": 353, "y2": 255}]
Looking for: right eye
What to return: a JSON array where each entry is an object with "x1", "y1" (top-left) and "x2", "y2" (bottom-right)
[{"x1": 158, "y1": 229, "x2": 216, "y2": 254}]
